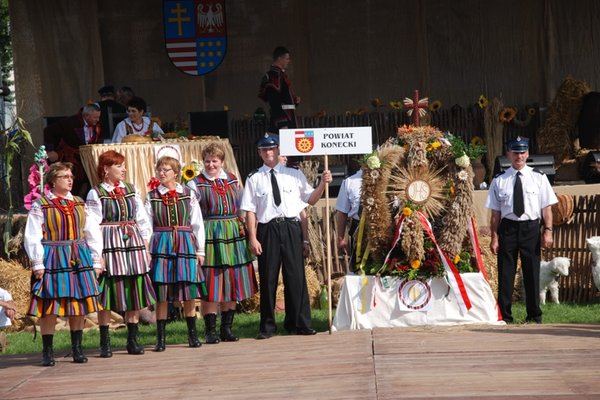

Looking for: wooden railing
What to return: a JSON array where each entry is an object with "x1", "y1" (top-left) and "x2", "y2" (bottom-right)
[
  {"x1": 229, "y1": 107, "x2": 540, "y2": 183},
  {"x1": 543, "y1": 194, "x2": 600, "y2": 303}
]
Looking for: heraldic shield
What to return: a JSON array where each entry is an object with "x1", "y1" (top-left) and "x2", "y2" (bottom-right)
[{"x1": 163, "y1": 0, "x2": 227, "y2": 76}]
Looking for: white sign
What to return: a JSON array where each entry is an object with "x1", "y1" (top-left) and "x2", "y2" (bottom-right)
[{"x1": 279, "y1": 126, "x2": 373, "y2": 156}]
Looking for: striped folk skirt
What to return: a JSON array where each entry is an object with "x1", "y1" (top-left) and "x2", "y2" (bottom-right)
[
  {"x1": 203, "y1": 216, "x2": 257, "y2": 302},
  {"x1": 150, "y1": 227, "x2": 207, "y2": 302},
  {"x1": 99, "y1": 273, "x2": 157, "y2": 312},
  {"x1": 28, "y1": 239, "x2": 101, "y2": 317}
]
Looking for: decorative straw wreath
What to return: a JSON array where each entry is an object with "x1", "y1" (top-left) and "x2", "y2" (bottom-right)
[{"x1": 355, "y1": 125, "x2": 485, "y2": 280}]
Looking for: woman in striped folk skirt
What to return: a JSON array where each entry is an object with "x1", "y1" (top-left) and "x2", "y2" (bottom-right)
[
  {"x1": 188, "y1": 143, "x2": 257, "y2": 344},
  {"x1": 24, "y1": 162, "x2": 102, "y2": 366},
  {"x1": 86, "y1": 150, "x2": 156, "y2": 357},
  {"x1": 146, "y1": 155, "x2": 207, "y2": 351}
]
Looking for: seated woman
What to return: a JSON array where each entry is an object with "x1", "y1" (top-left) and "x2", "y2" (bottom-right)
[{"x1": 111, "y1": 96, "x2": 164, "y2": 143}]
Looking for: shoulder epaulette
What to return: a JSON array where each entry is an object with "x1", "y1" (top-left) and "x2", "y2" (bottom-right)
[
  {"x1": 532, "y1": 168, "x2": 545, "y2": 175},
  {"x1": 493, "y1": 171, "x2": 506, "y2": 178},
  {"x1": 247, "y1": 168, "x2": 259, "y2": 179}
]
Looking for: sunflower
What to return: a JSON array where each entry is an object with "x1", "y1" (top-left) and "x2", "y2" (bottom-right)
[
  {"x1": 477, "y1": 95, "x2": 488, "y2": 109},
  {"x1": 403, "y1": 207, "x2": 413, "y2": 217},
  {"x1": 181, "y1": 166, "x2": 197, "y2": 181},
  {"x1": 389, "y1": 101, "x2": 402, "y2": 109},
  {"x1": 410, "y1": 260, "x2": 421, "y2": 270},
  {"x1": 499, "y1": 107, "x2": 517, "y2": 123},
  {"x1": 429, "y1": 100, "x2": 442, "y2": 112},
  {"x1": 470, "y1": 136, "x2": 484, "y2": 147},
  {"x1": 527, "y1": 107, "x2": 537, "y2": 116}
]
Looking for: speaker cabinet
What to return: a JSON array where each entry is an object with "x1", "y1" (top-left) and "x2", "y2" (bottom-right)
[
  {"x1": 188, "y1": 111, "x2": 229, "y2": 138},
  {"x1": 493, "y1": 155, "x2": 556, "y2": 185},
  {"x1": 578, "y1": 92, "x2": 600, "y2": 149},
  {"x1": 582, "y1": 151, "x2": 600, "y2": 184}
]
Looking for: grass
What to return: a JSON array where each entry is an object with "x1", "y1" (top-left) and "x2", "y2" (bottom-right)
[
  {"x1": 2, "y1": 303, "x2": 600, "y2": 356},
  {"x1": 0, "y1": 309, "x2": 331, "y2": 356}
]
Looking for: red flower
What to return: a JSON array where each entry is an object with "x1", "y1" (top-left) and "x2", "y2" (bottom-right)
[{"x1": 147, "y1": 177, "x2": 160, "y2": 191}]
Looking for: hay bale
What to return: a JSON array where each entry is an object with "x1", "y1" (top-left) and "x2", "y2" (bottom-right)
[
  {"x1": 240, "y1": 265, "x2": 322, "y2": 313},
  {"x1": 0, "y1": 260, "x2": 33, "y2": 332},
  {"x1": 537, "y1": 77, "x2": 591, "y2": 167}
]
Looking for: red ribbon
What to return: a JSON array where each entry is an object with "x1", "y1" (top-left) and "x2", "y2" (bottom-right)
[{"x1": 416, "y1": 211, "x2": 472, "y2": 312}]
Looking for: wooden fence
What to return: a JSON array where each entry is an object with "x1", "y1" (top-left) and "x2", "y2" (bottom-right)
[
  {"x1": 229, "y1": 106, "x2": 540, "y2": 183},
  {"x1": 543, "y1": 194, "x2": 600, "y2": 303}
]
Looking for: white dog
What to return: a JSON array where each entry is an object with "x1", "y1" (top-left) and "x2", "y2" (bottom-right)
[
  {"x1": 539, "y1": 257, "x2": 570, "y2": 304},
  {"x1": 585, "y1": 236, "x2": 600, "y2": 291}
]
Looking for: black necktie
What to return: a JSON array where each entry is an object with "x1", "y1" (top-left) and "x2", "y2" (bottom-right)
[
  {"x1": 513, "y1": 171, "x2": 524, "y2": 217},
  {"x1": 270, "y1": 169, "x2": 281, "y2": 206}
]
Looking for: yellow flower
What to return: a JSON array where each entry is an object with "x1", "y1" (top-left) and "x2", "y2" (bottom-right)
[
  {"x1": 410, "y1": 260, "x2": 421, "y2": 270},
  {"x1": 477, "y1": 95, "x2": 488, "y2": 109},
  {"x1": 389, "y1": 101, "x2": 402, "y2": 109},
  {"x1": 402, "y1": 207, "x2": 412, "y2": 217},
  {"x1": 426, "y1": 143, "x2": 433, "y2": 152},
  {"x1": 182, "y1": 166, "x2": 197, "y2": 181},
  {"x1": 499, "y1": 107, "x2": 517, "y2": 123},
  {"x1": 528, "y1": 107, "x2": 536, "y2": 116},
  {"x1": 454, "y1": 255, "x2": 461, "y2": 264},
  {"x1": 470, "y1": 136, "x2": 484, "y2": 147},
  {"x1": 431, "y1": 141, "x2": 441, "y2": 149},
  {"x1": 429, "y1": 100, "x2": 442, "y2": 111}
]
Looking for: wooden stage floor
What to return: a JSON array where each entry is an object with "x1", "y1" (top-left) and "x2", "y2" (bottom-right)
[{"x1": 1, "y1": 324, "x2": 600, "y2": 399}]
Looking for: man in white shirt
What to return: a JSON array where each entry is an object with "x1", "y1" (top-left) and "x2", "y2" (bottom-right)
[
  {"x1": 486, "y1": 137, "x2": 557, "y2": 324},
  {"x1": 240, "y1": 134, "x2": 331, "y2": 339},
  {"x1": 335, "y1": 169, "x2": 363, "y2": 272}
]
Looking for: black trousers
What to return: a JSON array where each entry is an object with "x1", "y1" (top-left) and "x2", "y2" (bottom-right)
[
  {"x1": 257, "y1": 218, "x2": 311, "y2": 334},
  {"x1": 497, "y1": 218, "x2": 542, "y2": 322}
]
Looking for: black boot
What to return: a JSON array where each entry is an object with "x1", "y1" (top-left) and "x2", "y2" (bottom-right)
[
  {"x1": 186, "y1": 316, "x2": 201, "y2": 348},
  {"x1": 220, "y1": 310, "x2": 239, "y2": 342},
  {"x1": 41, "y1": 334, "x2": 55, "y2": 367},
  {"x1": 154, "y1": 319, "x2": 166, "y2": 352},
  {"x1": 126, "y1": 323, "x2": 145, "y2": 355},
  {"x1": 70, "y1": 330, "x2": 88, "y2": 363},
  {"x1": 203, "y1": 313, "x2": 220, "y2": 344},
  {"x1": 99, "y1": 325, "x2": 112, "y2": 358}
]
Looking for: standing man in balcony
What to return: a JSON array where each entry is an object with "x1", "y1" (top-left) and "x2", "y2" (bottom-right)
[
  {"x1": 258, "y1": 46, "x2": 300, "y2": 134},
  {"x1": 486, "y1": 137, "x2": 557, "y2": 324}
]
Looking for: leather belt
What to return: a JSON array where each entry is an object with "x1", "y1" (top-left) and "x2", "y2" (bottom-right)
[{"x1": 269, "y1": 217, "x2": 298, "y2": 224}]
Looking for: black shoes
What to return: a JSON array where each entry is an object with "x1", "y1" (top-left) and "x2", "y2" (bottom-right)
[
  {"x1": 99, "y1": 325, "x2": 113, "y2": 358},
  {"x1": 295, "y1": 328, "x2": 317, "y2": 336},
  {"x1": 154, "y1": 319, "x2": 166, "y2": 352},
  {"x1": 126, "y1": 323, "x2": 145, "y2": 355},
  {"x1": 255, "y1": 332, "x2": 273, "y2": 340},
  {"x1": 41, "y1": 334, "x2": 55, "y2": 367}
]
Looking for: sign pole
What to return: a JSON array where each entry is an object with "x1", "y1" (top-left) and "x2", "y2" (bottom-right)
[
  {"x1": 278, "y1": 126, "x2": 373, "y2": 333},
  {"x1": 325, "y1": 154, "x2": 333, "y2": 334}
]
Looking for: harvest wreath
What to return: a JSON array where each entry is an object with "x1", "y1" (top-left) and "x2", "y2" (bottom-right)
[{"x1": 354, "y1": 125, "x2": 486, "y2": 283}]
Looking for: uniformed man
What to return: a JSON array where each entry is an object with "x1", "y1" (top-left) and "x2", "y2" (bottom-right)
[
  {"x1": 240, "y1": 134, "x2": 332, "y2": 339},
  {"x1": 335, "y1": 168, "x2": 363, "y2": 272},
  {"x1": 485, "y1": 137, "x2": 557, "y2": 324}
]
